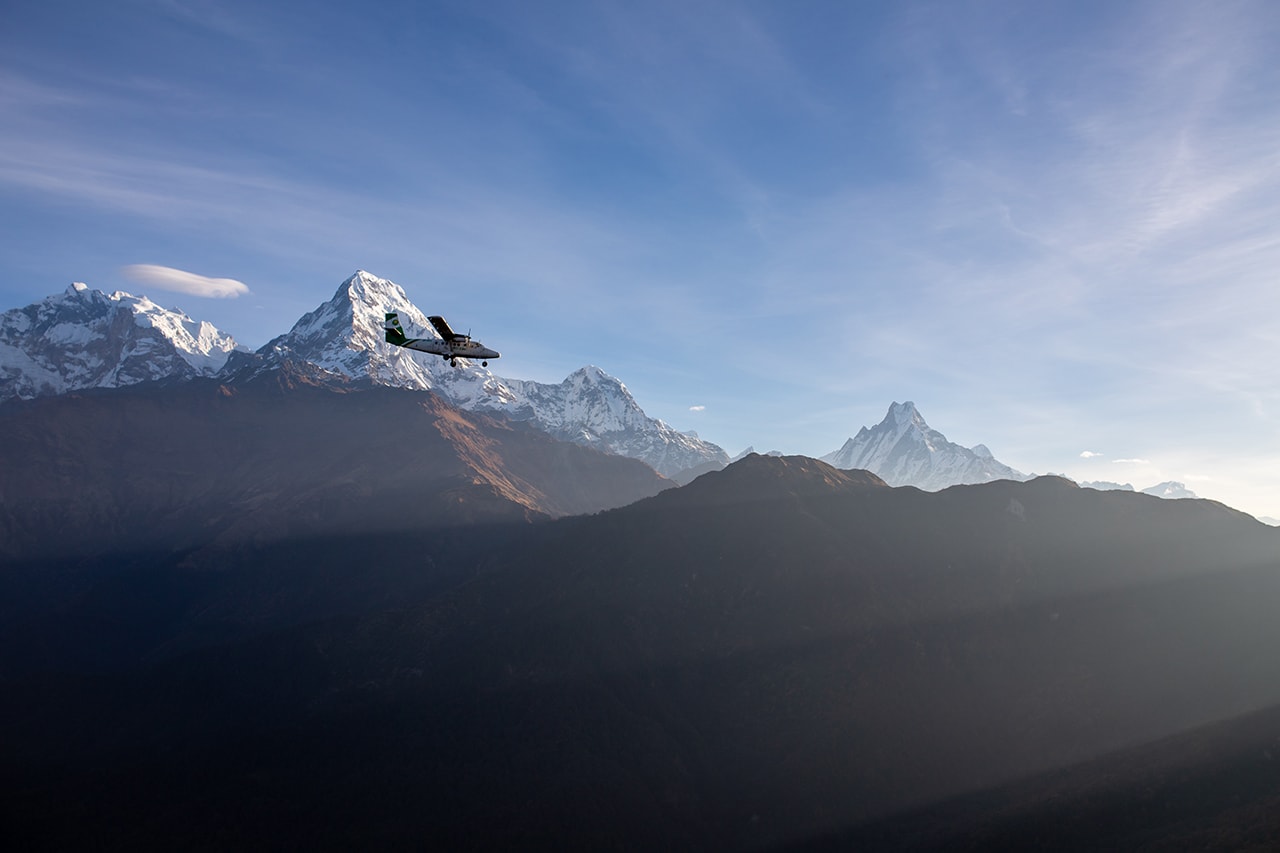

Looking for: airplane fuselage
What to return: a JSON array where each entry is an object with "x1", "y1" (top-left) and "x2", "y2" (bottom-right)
[
  {"x1": 400, "y1": 337, "x2": 500, "y2": 361},
  {"x1": 385, "y1": 312, "x2": 500, "y2": 366}
]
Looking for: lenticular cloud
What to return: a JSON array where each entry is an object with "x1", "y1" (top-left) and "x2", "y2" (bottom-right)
[{"x1": 122, "y1": 264, "x2": 249, "y2": 299}]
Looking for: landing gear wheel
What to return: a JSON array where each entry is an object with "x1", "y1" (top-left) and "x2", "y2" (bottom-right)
[{"x1": 481, "y1": 360, "x2": 488, "y2": 367}]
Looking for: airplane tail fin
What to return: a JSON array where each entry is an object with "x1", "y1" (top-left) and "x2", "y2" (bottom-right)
[{"x1": 384, "y1": 312, "x2": 408, "y2": 346}]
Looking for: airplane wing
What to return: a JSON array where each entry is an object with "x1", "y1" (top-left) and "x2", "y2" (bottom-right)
[{"x1": 428, "y1": 315, "x2": 463, "y2": 341}]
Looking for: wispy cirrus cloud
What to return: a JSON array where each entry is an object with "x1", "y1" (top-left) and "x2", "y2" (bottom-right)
[
  {"x1": 121, "y1": 264, "x2": 249, "y2": 298},
  {"x1": 689, "y1": 405, "x2": 705, "y2": 412},
  {"x1": 1079, "y1": 451, "x2": 1103, "y2": 459}
]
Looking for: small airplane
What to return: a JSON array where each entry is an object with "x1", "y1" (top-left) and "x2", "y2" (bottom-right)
[{"x1": 384, "y1": 312, "x2": 500, "y2": 367}]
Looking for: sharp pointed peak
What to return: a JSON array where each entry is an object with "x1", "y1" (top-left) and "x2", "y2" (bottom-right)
[
  {"x1": 568, "y1": 365, "x2": 617, "y2": 382},
  {"x1": 61, "y1": 281, "x2": 110, "y2": 304},
  {"x1": 334, "y1": 270, "x2": 405, "y2": 300},
  {"x1": 871, "y1": 401, "x2": 931, "y2": 435},
  {"x1": 886, "y1": 400, "x2": 924, "y2": 422}
]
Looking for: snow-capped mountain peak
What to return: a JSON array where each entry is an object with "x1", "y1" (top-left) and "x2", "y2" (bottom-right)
[
  {"x1": 2, "y1": 270, "x2": 725, "y2": 476},
  {"x1": 1141, "y1": 481, "x2": 1198, "y2": 500},
  {"x1": 262, "y1": 271, "x2": 423, "y2": 376},
  {"x1": 247, "y1": 271, "x2": 725, "y2": 476},
  {"x1": 821, "y1": 401, "x2": 1025, "y2": 491},
  {"x1": 888, "y1": 400, "x2": 926, "y2": 428},
  {"x1": 1, "y1": 282, "x2": 243, "y2": 402},
  {"x1": 251, "y1": 270, "x2": 519, "y2": 409}
]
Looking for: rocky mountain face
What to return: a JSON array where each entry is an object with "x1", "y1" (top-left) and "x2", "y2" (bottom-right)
[
  {"x1": 0, "y1": 282, "x2": 242, "y2": 402},
  {"x1": 6, "y1": 454, "x2": 1279, "y2": 849},
  {"x1": 822, "y1": 400, "x2": 1027, "y2": 490},
  {"x1": 235, "y1": 271, "x2": 727, "y2": 476}
]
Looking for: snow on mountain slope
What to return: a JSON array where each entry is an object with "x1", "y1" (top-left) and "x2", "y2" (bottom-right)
[
  {"x1": 821, "y1": 401, "x2": 1026, "y2": 491},
  {"x1": 0, "y1": 282, "x2": 242, "y2": 402},
  {"x1": 1141, "y1": 481, "x2": 1199, "y2": 500},
  {"x1": 247, "y1": 271, "x2": 726, "y2": 476},
  {"x1": 252, "y1": 270, "x2": 517, "y2": 406},
  {"x1": 494, "y1": 367, "x2": 728, "y2": 476}
]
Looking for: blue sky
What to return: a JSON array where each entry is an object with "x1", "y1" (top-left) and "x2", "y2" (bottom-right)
[{"x1": 3, "y1": 0, "x2": 1278, "y2": 518}]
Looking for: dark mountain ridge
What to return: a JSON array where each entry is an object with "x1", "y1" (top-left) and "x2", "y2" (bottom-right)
[
  {"x1": 0, "y1": 370, "x2": 671, "y2": 675},
  {"x1": 0, "y1": 367, "x2": 670, "y2": 562},
  {"x1": 5, "y1": 454, "x2": 1278, "y2": 849}
]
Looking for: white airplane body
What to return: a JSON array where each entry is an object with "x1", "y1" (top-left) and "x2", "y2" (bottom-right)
[{"x1": 384, "y1": 313, "x2": 500, "y2": 367}]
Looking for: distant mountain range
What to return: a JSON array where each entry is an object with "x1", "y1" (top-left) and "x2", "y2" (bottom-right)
[
  {"x1": 0, "y1": 273, "x2": 1237, "y2": 504},
  {"x1": 1080, "y1": 479, "x2": 1201, "y2": 500},
  {"x1": 0, "y1": 271, "x2": 727, "y2": 477},
  {"x1": 0, "y1": 282, "x2": 243, "y2": 399}
]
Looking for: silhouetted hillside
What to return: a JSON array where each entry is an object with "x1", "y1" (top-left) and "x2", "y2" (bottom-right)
[
  {"x1": 0, "y1": 371, "x2": 670, "y2": 675},
  {"x1": 3, "y1": 454, "x2": 1279, "y2": 850},
  {"x1": 0, "y1": 366, "x2": 670, "y2": 561}
]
